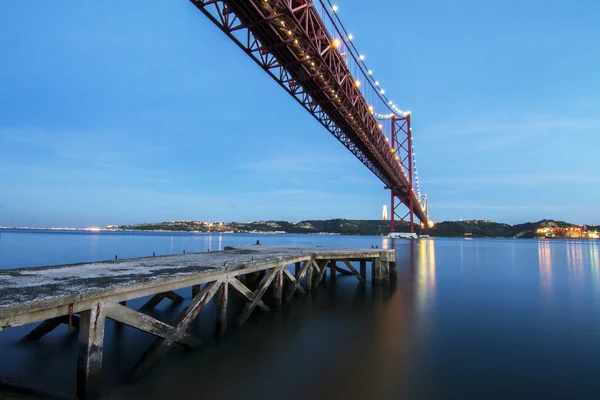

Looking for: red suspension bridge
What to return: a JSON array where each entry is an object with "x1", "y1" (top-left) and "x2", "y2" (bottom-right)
[{"x1": 191, "y1": 0, "x2": 430, "y2": 233}]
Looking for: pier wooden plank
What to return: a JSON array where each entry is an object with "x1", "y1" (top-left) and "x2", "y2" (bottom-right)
[{"x1": 0, "y1": 246, "x2": 389, "y2": 328}]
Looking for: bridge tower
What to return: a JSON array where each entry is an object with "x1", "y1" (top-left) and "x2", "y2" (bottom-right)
[{"x1": 390, "y1": 114, "x2": 414, "y2": 233}]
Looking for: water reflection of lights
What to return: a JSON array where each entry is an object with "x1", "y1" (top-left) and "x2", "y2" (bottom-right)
[
  {"x1": 590, "y1": 242, "x2": 599, "y2": 285},
  {"x1": 538, "y1": 240, "x2": 552, "y2": 296},
  {"x1": 416, "y1": 239, "x2": 436, "y2": 317},
  {"x1": 566, "y1": 241, "x2": 584, "y2": 284},
  {"x1": 382, "y1": 237, "x2": 390, "y2": 250}
]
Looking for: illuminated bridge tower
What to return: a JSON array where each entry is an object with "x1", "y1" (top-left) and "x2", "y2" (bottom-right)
[{"x1": 390, "y1": 113, "x2": 415, "y2": 233}]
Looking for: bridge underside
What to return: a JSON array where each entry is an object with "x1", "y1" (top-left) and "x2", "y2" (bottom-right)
[{"x1": 191, "y1": 0, "x2": 427, "y2": 224}]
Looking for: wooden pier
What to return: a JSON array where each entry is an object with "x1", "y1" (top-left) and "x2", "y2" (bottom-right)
[{"x1": 0, "y1": 245, "x2": 395, "y2": 399}]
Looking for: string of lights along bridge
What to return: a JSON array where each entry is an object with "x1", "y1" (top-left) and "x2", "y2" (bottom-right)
[{"x1": 192, "y1": 0, "x2": 430, "y2": 233}]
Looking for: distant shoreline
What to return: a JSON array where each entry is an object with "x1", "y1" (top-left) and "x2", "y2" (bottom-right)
[{"x1": 1, "y1": 218, "x2": 599, "y2": 239}]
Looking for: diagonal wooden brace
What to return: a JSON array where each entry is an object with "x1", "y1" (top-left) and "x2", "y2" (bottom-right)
[
  {"x1": 140, "y1": 291, "x2": 185, "y2": 310},
  {"x1": 341, "y1": 260, "x2": 366, "y2": 283},
  {"x1": 229, "y1": 277, "x2": 270, "y2": 312},
  {"x1": 313, "y1": 259, "x2": 329, "y2": 286},
  {"x1": 282, "y1": 268, "x2": 306, "y2": 302},
  {"x1": 104, "y1": 303, "x2": 201, "y2": 348},
  {"x1": 131, "y1": 280, "x2": 221, "y2": 379},
  {"x1": 19, "y1": 315, "x2": 80, "y2": 342},
  {"x1": 237, "y1": 268, "x2": 278, "y2": 326}
]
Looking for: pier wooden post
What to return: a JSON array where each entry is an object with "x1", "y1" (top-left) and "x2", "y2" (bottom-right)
[
  {"x1": 77, "y1": 303, "x2": 105, "y2": 400},
  {"x1": 295, "y1": 262, "x2": 301, "y2": 275},
  {"x1": 360, "y1": 260, "x2": 367, "y2": 281},
  {"x1": 273, "y1": 268, "x2": 283, "y2": 307},
  {"x1": 372, "y1": 257, "x2": 389, "y2": 285},
  {"x1": 388, "y1": 252, "x2": 397, "y2": 274},
  {"x1": 329, "y1": 260, "x2": 337, "y2": 283},
  {"x1": 306, "y1": 262, "x2": 313, "y2": 292},
  {"x1": 216, "y1": 281, "x2": 228, "y2": 336}
]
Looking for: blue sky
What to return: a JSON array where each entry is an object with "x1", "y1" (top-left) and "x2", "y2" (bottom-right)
[{"x1": 1, "y1": 0, "x2": 599, "y2": 227}]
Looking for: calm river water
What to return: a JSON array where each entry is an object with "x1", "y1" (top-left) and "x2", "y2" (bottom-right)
[{"x1": 1, "y1": 230, "x2": 599, "y2": 399}]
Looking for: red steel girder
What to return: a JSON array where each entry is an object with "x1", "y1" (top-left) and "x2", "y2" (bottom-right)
[{"x1": 191, "y1": 0, "x2": 427, "y2": 224}]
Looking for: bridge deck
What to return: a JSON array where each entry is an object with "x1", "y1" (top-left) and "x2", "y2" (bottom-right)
[{"x1": 0, "y1": 245, "x2": 395, "y2": 399}]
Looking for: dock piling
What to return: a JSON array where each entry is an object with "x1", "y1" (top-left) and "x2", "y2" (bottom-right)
[
  {"x1": 216, "y1": 281, "x2": 228, "y2": 336},
  {"x1": 77, "y1": 304, "x2": 105, "y2": 400}
]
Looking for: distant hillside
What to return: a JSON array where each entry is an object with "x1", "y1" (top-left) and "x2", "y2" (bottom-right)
[
  {"x1": 117, "y1": 219, "x2": 406, "y2": 236},
  {"x1": 115, "y1": 219, "x2": 598, "y2": 238},
  {"x1": 430, "y1": 219, "x2": 589, "y2": 238}
]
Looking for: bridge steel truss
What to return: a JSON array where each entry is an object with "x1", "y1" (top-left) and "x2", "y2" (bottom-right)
[
  {"x1": 390, "y1": 114, "x2": 428, "y2": 234},
  {"x1": 191, "y1": 0, "x2": 428, "y2": 226}
]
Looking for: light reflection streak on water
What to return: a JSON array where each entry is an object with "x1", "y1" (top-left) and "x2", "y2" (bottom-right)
[
  {"x1": 538, "y1": 240, "x2": 552, "y2": 298},
  {"x1": 382, "y1": 237, "x2": 390, "y2": 250},
  {"x1": 416, "y1": 239, "x2": 436, "y2": 320},
  {"x1": 566, "y1": 241, "x2": 585, "y2": 288},
  {"x1": 89, "y1": 233, "x2": 99, "y2": 259},
  {"x1": 590, "y1": 242, "x2": 599, "y2": 293}
]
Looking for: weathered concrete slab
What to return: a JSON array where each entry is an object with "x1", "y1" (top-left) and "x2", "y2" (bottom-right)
[{"x1": 0, "y1": 246, "x2": 390, "y2": 325}]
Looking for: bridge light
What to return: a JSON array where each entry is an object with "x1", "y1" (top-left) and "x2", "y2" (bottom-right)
[
  {"x1": 354, "y1": 80, "x2": 361, "y2": 87},
  {"x1": 332, "y1": 39, "x2": 341, "y2": 48},
  {"x1": 375, "y1": 81, "x2": 379, "y2": 86},
  {"x1": 368, "y1": 70, "x2": 373, "y2": 75},
  {"x1": 368, "y1": 105, "x2": 374, "y2": 111},
  {"x1": 348, "y1": 34, "x2": 354, "y2": 41},
  {"x1": 390, "y1": 148, "x2": 396, "y2": 153},
  {"x1": 332, "y1": 5, "x2": 338, "y2": 12},
  {"x1": 385, "y1": 137, "x2": 389, "y2": 142},
  {"x1": 378, "y1": 124, "x2": 383, "y2": 129},
  {"x1": 380, "y1": 89, "x2": 385, "y2": 94},
  {"x1": 359, "y1": 55, "x2": 365, "y2": 61}
]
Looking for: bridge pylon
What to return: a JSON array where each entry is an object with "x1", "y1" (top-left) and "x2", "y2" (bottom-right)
[{"x1": 390, "y1": 114, "x2": 415, "y2": 233}]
